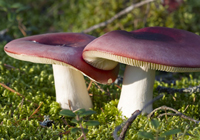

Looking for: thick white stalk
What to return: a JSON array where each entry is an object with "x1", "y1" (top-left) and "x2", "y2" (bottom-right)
[
  {"x1": 117, "y1": 65, "x2": 155, "y2": 118},
  {"x1": 52, "y1": 64, "x2": 92, "y2": 110}
]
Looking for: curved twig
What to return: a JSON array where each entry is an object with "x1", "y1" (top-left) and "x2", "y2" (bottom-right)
[
  {"x1": 83, "y1": 0, "x2": 155, "y2": 33},
  {"x1": 148, "y1": 106, "x2": 200, "y2": 124},
  {"x1": 113, "y1": 94, "x2": 164, "y2": 140},
  {"x1": 156, "y1": 84, "x2": 200, "y2": 95}
]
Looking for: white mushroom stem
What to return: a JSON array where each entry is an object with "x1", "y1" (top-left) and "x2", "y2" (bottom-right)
[
  {"x1": 52, "y1": 64, "x2": 92, "y2": 110},
  {"x1": 117, "y1": 65, "x2": 155, "y2": 118}
]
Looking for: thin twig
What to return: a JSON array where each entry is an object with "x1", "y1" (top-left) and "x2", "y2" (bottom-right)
[
  {"x1": 93, "y1": 81, "x2": 106, "y2": 93},
  {"x1": 113, "y1": 94, "x2": 164, "y2": 140},
  {"x1": 0, "y1": 83, "x2": 25, "y2": 97},
  {"x1": 18, "y1": 98, "x2": 24, "y2": 109},
  {"x1": 157, "y1": 84, "x2": 200, "y2": 95},
  {"x1": 77, "y1": 134, "x2": 84, "y2": 140},
  {"x1": 58, "y1": 130, "x2": 70, "y2": 136},
  {"x1": 61, "y1": 116, "x2": 68, "y2": 126},
  {"x1": 14, "y1": 117, "x2": 20, "y2": 126},
  {"x1": 142, "y1": 94, "x2": 164, "y2": 112},
  {"x1": 0, "y1": 82, "x2": 38, "y2": 107},
  {"x1": 115, "y1": 84, "x2": 122, "y2": 90},
  {"x1": 18, "y1": 19, "x2": 27, "y2": 36},
  {"x1": 11, "y1": 98, "x2": 24, "y2": 118},
  {"x1": 29, "y1": 102, "x2": 43, "y2": 119},
  {"x1": 147, "y1": 106, "x2": 200, "y2": 124},
  {"x1": 183, "y1": 105, "x2": 189, "y2": 113},
  {"x1": 4, "y1": 64, "x2": 20, "y2": 71},
  {"x1": 83, "y1": 0, "x2": 155, "y2": 33},
  {"x1": 118, "y1": 110, "x2": 141, "y2": 140},
  {"x1": 87, "y1": 80, "x2": 93, "y2": 91}
]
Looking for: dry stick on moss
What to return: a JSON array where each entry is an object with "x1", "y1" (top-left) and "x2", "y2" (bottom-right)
[
  {"x1": 93, "y1": 81, "x2": 112, "y2": 99},
  {"x1": 83, "y1": 0, "x2": 155, "y2": 33},
  {"x1": 11, "y1": 98, "x2": 25, "y2": 119},
  {"x1": 13, "y1": 102, "x2": 43, "y2": 126},
  {"x1": 147, "y1": 106, "x2": 200, "y2": 124},
  {"x1": 107, "y1": 88, "x2": 112, "y2": 100},
  {"x1": 0, "y1": 83, "x2": 25, "y2": 97},
  {"x1": 18, "y1": 19, "x2": 27, "y2": 37},
  {"x1": 113, "y1": 94, "x2": 164, "y2": 140},
  {"x1": 14, "y1": 117, "x2": 20, "y2": 127},
  {"x1": 87, "y1": 80, "x2": 93, "y2": 91},
  {"x1": 4, "y1": 64, "x2": 25, "y2": 74},
  {"x1": 117, "y1": 110, "x2": 141, "y2": 140},
  {"x1": 93, "y1": 81, "x2": 106, "y2": 93},
  {"x1": 183, "y1": 105, "x2": 189, "y2": 113},
  {"x1": 115, "y1": 84, "x2": 122, "y2": 90},
  {"x1": 29, "y1": 102, "x2": 43, "y2": 119},
  {"x1": 87, "y1": 80, "x2": 94, "y2": 97},
  {"x1": 18, "y1": 98, "x2": 24, "y2": 108},
  {"x1": 0, "y1": 83, "x2": 38, "y2": 107},
  {"x1": 157, "y1": 85, "x2": 200, "y2": 95},
  {"x1": 59, "y1": 130, "x2": 70, "y2": 135},
  {"x1": 4, "y1": 64, "x2": 20, "y2": 71},
  {"x1": 61, "y1": 116, "x2": 68, "y2": 125},
  {"x1": 77, "y1": 134, "x2": 84, "y2": 140}
]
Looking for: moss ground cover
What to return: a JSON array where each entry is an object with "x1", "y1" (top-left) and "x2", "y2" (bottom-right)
[
  {"x1": 1, "y1": 40, "x2": 200, "y2": 139},
  {"x1": 1, "y1": 0, "x2": 200, "y2": 139}
]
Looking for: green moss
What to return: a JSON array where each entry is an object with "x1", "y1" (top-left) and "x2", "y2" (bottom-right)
[{"x1": 1, "y1": 0, "x2": 200, "y2": 139}]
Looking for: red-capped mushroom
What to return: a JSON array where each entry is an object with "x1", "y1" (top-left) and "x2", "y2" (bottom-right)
[
  {"x1": 4, "y1": 33, "x2": 119, "y2": 111},
  {"x1": 83, "y1": 27, "x2": 200, "y2": 117}
]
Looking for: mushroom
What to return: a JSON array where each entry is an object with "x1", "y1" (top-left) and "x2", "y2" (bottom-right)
[
  {"x1": 83, "y1": 27, "x2": 200, "y2": 117},
  {"x1": 4, "y1": 33, "x2": 119, "y2": 111}
]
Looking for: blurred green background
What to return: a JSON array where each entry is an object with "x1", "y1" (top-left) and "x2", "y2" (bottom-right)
[{"x1": 1, "y1": 0, "x2": 200, "y2": 38}]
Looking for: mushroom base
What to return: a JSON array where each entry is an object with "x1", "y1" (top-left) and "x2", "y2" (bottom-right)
[
  {"x1": 53, "y1": 64, "x2": 93, "y2": 110},
  {"x1": 118, "y1": 65, "x2": 155, "y2": 118}
]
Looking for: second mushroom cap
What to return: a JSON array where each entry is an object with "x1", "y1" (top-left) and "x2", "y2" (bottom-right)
[{"x1": 83, "y1": 27, "x2": 200, "y2": 117}]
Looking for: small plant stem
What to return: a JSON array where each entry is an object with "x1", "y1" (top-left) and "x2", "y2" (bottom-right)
[{"x1": 77, "y1": 115, "x2": 87, "y2": 140}]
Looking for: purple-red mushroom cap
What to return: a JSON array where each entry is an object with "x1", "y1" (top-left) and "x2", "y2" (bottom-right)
[
  {"x1": 4, "y1": 33, "x2": 119, "y2": 84},
  {"x1": 82, "y1": 27, "x2": 200, "y2": 117},
  {"x1": 4, "y1": 32, "x2": 119, "y2": 111},
  {"x1": 83, "y1": 27, "x2": 200, "y2": 72}
]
